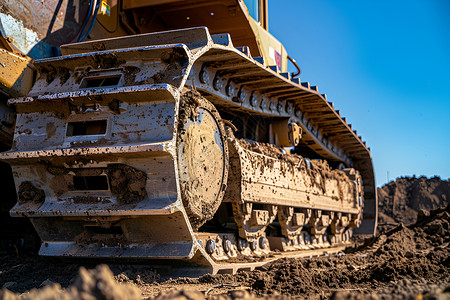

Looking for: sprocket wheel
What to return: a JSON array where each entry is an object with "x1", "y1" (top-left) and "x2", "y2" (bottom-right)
[{"x1": 177, "y1": 90, "x2": 229, "y2": 229}]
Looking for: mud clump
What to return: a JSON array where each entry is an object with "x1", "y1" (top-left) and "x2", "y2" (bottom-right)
[
  {"x1": 0, "y1": 264, "x2": 141, "y2": 300},
  {"x1": 179, "y1": 89, "x2": 201, "y2": 123},
  {"x1": 378, "y1": 176, "x2": 450, "y2": 225},
  {"x1": 39, "y1": 65, "x2": 57, "y2": 85},
  {"x1": 123, "y1": 66, "x2": 141, "y2": 86},
  {"x1": 17, "y1": 181, "x2": 45, "y2": 205},
  {"x1": 108, "y1": 99, "x2": 123, "y2": 114},
  {"x1": 92, "y1": 52, "x2": 125, "y2": 69},
  {"x1": 107, "y1": 164, "x2": 147, "y2": 204},
  {"x1": 58, "y1": 67, "x2": 70, "y2": 85},
  {"x1": 91, "y1": 42, "x2": 106, "y2": 51},
  {"x1": 151, "y1": 48, "x2": 189, "y2": 84}
]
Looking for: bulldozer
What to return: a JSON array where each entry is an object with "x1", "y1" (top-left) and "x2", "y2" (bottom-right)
[{"x1": 0, "y1": 0, "x2": 377, "y2": 274}]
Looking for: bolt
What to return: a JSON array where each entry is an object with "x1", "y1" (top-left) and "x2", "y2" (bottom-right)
[
  {"x1": 213, "y1": 76, "x2": 222, "y2": 90},
  {"x1": 223, "y1": 239, "x2": 232, "y2": 253},
  {"x1": 304, "y1": 234, "x2": 310, "y2": 244},
  {"x1": 260, "y1": 99, "x2": 267, "y2": 110},
  {"x1": 199, "y1": 69, "x2": 209, "y2": 84},
  {"x1": 250, "y1": 94, "x2": 258, "y2": 107},
  {"x1": 259, "y1": 236, "x2": 267, "y2": 249},
  {"x1": 286, "y1": 103, "x2": 293, "y2": 114},
  {"x1": 237, "y1": 239, "x2": 248, "y2": 251},
  {"x1": 238, "y1": 89, "x2": 246, "y2": 102},
  {"x1": 226, "y1": 83, "x2": 234, "y2": 97},
  {"x1": 277, "y1": 103, "x2": 283, "y2": 113},
  {"x1": 250, "y1": 239, "x2": 258, "y2": 251},
  {"x1": 269, "y1": 101, "x2": 275, "y2": 111},
  {"x1": 205, "y1": 239, "x2": 215, "y2": 254}
]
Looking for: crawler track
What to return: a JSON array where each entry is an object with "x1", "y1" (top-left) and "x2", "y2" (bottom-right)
[{"x1": 0, "y1": 27, "x2": 376, "y2": 275}]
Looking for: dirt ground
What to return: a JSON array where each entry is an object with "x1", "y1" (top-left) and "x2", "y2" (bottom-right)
[{"x1": 1, "y1": 178, "x2": 449, "y2": 299}]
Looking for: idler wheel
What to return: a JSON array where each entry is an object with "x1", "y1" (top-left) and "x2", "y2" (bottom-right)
[{"x1": 177, "y1": 91, "x2": 229, "y2": 229}]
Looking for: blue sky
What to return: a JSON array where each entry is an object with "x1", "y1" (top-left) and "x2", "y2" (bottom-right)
[{"x1": 268, "y1": 0, "x2": 450, "y2": 187}]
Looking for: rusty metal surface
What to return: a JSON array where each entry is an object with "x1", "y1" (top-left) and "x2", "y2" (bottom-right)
[{"x1": 0, "y1": 27, "x2": 376, "y2": 273}]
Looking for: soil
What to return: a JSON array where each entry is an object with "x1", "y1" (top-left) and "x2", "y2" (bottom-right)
[
  {"x1": 1, "y1": 178, "x2": 449, "y2": 299},
  {"x1": 92, "y1": 52, "x2": 125, "y2": 69},
  {"x1": 107, "y1": 163, "x2": 147, "y2": 204},
  {"x1": 378, "y1": 176, "x2": 450, "y2": 225},
  {"x1": 16, "y1": 181, "x2": 45, "y2": 205},
  {"x1": 152, "y1": 48, "x2": 189, "y2": 85}
]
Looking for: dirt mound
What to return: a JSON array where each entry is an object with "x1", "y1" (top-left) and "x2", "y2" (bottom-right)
[
  {"x1": 0, "y1": 264, "x2": 141, "y2": 300},
  {"x1": 378, "y1": 176, "x2": 450, "y2": 224}
]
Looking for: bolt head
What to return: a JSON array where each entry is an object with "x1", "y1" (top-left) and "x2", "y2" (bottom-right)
[
  {"x1": 259, "y1": 236, "x2": 267, "y2": 249},
  {"x1": 286, "y1": 104, "x2": 293, "y2": 114},
  {"x1": 238, "y1": 90, "x2": 246, "y2": 102},
  {"x1": 304, "y1": 234, "x2": 310, "y2": 243},
  {"x1": 205, "y1": 239, "x2": 216, "y2": 254},
  {"x1": 237, "y1": 239, "x2": 248, "y2": 251},
  {"x1": 277, "y1": 103, "x2": 283, "y2": 113},
  {"x1": 213, "y1": 76, "x2": 222, "y2": 90},
  {"x1": 250, "y1": 95, "x2": 258, "y2": 106},
  {"x1": 250, "y1": 239, "x2": 258, "y2": 251},
  {"x1": 226, "y1": 83, "x2": 234, "y2": 97},
  {"x1": 261, "y1": 99, "x2": 267, "y2": 110},
  {"x1": 223, "y1": 239, "x2": 232, "y2": 253},
  {"x1": 199, "y1": 70, "x2": 209, "y2": 84}
]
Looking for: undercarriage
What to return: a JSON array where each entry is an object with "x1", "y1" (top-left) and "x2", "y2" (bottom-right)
[{"x1": 0, "y1": 27, "x2": 376, "y2": 274}]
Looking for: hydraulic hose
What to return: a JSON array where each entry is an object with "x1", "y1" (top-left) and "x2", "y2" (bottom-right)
[{"x1": 79, "y1": 0, "x2": 101, "y2": 42}]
